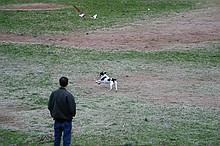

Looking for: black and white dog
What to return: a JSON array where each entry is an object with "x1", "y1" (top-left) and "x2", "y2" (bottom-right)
[{"x1": 96, "y1": 72, "x2": 118, "y2": 91}]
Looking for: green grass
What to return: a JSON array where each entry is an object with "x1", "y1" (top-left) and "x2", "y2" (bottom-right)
[
  {"x1": 1, "y1": 42, "x2": 220, "y2": 68},
  {"x1": 73, "y1": 96, "x2": 219, "y2": 145},
  {"x1": 0, "y1": 128, "x2": 53, "y2": 145},
  {"x1": 0, "y1": 129, "x2": 38, "y2": 145},
  {"x1": 146, "y1": 46, "x2": 220, "y2": 67},
  {"x1": 1, "y1": 96, "x2": 219, "y2": 145},
  {"x1": 0, "y1": 42, "x2": 220, "y2": 145},
  {"x1": 0, "y1": 0, "x2": 195, "y2": 34}
]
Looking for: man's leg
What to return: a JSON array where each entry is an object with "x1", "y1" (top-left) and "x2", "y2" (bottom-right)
[
  {"x1": 63, "y1": 121, "x2": 72, "y2": 146},
  {"x1": 54, "y1": 121, "x2": 63, "y2": 146}
]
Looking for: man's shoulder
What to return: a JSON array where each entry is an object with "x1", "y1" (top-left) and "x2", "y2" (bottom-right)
[
  {"x1": 52, "y1": 88, "x2": 61, "y2": 94},
  {"x1": 66, "y1": 90, "x2": 74, "y2": 97},
  {"x1": 52, "y1": 87, "x2": 74, "y2": 97}
]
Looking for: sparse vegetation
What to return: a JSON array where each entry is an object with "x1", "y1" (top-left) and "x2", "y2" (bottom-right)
[
  {"x1": 0, "y1": 0, "x2": 220, "y2": 145},
  {"x1": 1, "y1": 42, "x2": 220, "y2": 145}
]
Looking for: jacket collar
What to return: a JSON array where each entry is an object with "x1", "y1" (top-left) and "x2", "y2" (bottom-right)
[{"x1": 59, "y1": 87, "x2": 66, "y2": 90}]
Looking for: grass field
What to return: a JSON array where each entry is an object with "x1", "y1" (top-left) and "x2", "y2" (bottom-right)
[
  {"x1": 0, "y1": 0, "x2": 220, "y2": 145},
  {"x1": 0, "y1": 0, "x2": 195, "y2": 34},
  {"x1": 1, "y1": 42, "x2": 220, "y2": 145}
]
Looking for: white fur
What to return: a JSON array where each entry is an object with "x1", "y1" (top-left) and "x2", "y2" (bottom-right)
[{"x1": 96, "y1": 72, "x2": 118, "y2": 91}]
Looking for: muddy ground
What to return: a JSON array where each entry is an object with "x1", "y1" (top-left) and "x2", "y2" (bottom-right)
[{"x1": 0, "y1": 3, "x2": 220, "y2": 137}]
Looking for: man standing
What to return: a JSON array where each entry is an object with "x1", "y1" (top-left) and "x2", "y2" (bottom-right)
[{"x1": 48, "y1": 77, "x2": 76, "y2": 146}]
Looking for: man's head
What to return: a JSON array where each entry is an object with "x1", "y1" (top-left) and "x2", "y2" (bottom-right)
[{"x1": 59, "y1": 77, "x2": 68, "y2": 87}]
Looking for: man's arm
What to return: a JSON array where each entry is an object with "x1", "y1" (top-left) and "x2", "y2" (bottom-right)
[
  {"x1": 67, "y1": 94, "x2": 76, "y2": 117},
  {"x1": 48, "y1": 92, "x2": 54, "y2": 116}
]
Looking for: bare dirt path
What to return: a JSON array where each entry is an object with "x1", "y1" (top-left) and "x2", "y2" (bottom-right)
[{"x1": 0, "y1": 6, "x2": 220, "y2": 51}]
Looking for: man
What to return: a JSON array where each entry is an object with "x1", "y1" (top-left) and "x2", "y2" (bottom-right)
[{"x1": 48, "y1": 77, "x2": 76, "y2": 146}]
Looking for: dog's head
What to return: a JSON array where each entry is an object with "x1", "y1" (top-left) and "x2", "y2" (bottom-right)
[{"x1": 100, "y1": 72, "x2": 107, "y2": 77}]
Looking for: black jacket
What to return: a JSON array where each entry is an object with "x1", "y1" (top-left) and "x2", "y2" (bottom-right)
[{"x1": 48, "y1": 87, "x2": 76, "y2": 122}]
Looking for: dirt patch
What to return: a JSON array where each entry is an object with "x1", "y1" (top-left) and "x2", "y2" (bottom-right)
[
  {"x1": 0, "y1": 98, "x2": 52, "y2": 133},
  {"x1": 78, "y1": 70, "x2": 220, "y2": 108},
  {"x1": 0, "y1": 7, "x2": 220, "y2": 51},
  {"x1": 0, "y1": 3, "x2": 66, "y2": 10}
]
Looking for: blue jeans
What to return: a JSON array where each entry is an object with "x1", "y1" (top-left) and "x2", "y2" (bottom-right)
[{"x1": 54, "y1": 121, "x2": 72, "y2": 146}]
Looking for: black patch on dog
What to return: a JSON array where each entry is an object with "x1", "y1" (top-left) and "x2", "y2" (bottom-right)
[
  {"x1": 101, "y1": 76, "x2": 107, "y2": 81},
  {"x1": 100, "y1": 72, "x2": 106, "y2": 76},
  {"x1": 112, "y1": 78, "x2": 117, "y2": 82}
]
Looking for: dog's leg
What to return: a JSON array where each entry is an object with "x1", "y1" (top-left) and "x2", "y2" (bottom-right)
[
  {"x1": 114, "y1": 81, "x2": 118, "y2": 92},
  {"x1": 109, "y1": 81, "x2": 113, "y2": 91},
  {"x1": 96, "y1": 80, "x2": 101, "y2": 84}
]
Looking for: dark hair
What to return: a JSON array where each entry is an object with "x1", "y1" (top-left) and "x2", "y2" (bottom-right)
[{"x1": 59, "y1": 77, "x2": 68, "y2": 87}]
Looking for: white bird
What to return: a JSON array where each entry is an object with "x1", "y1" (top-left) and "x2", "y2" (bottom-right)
[
  {"x1": 79, "y1": 13, "x2": 86, "y2": 17},
  {"x1": 91, "y1": 14, "x2": 98, "y2": 19}
]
